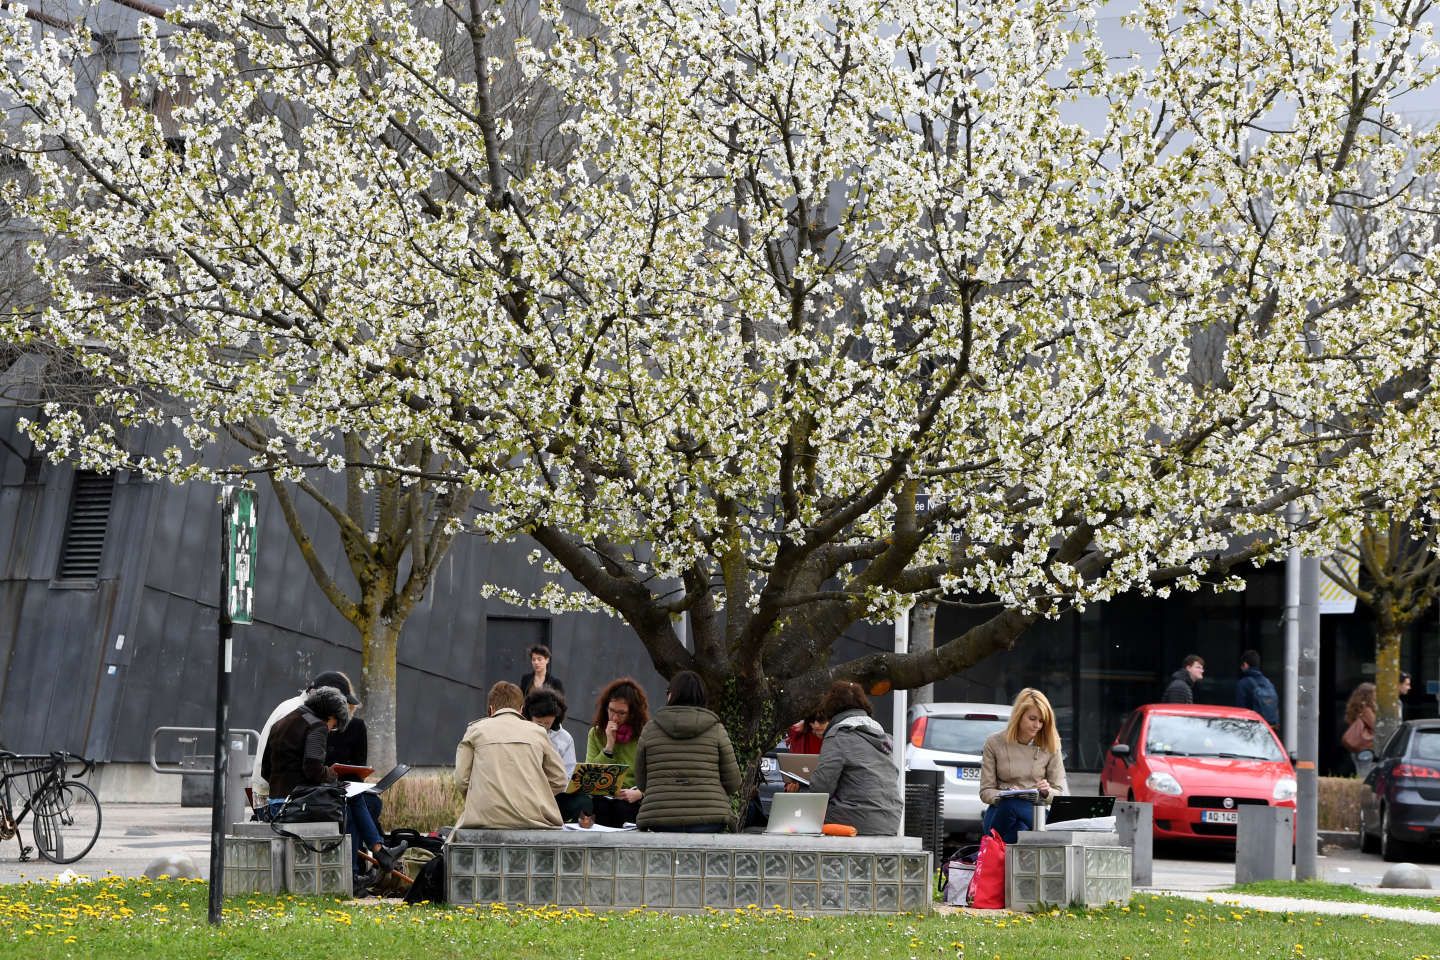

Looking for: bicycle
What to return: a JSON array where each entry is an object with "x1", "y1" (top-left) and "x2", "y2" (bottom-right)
[{"x1": 0, "y1": 751, "x2": 103, "y2": 864}]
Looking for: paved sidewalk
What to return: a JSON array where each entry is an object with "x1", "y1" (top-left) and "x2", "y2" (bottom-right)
[
  {"x1": 0, "y1": 803, "x2": 213, "y2": 884},
  {"x1": 1151, "y1": 888, "x2": 1440, "y2": 925}
]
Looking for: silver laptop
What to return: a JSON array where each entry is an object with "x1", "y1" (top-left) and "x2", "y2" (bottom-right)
[{"x1": 766, "y1": 792, "x2": 829, "y2": 835}]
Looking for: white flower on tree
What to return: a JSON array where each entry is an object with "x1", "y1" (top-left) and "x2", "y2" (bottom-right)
[{"x1": 3, "y1": 0, "x2": 1440, "y2": 762}]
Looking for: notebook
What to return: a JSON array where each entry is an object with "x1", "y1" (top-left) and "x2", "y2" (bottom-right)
[
  {"x1": 766, "y1": 792, "x2": 829, "y2": 835},
  {"x1": 344, "y1": 763, "x2": 411, "y2": 799},
  {"x1": 564, "y1": 762, "x2": 629, "y2": 795},
  {"x1": 777, "y1": 753, "x2": 821, "y2": 786},
  {"x1": 1047, "y1": 795, "x2": 1115, "y2": 824}
]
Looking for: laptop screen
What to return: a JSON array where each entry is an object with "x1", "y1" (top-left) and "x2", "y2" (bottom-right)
[{"x1": 1047, "y1": 795, "x2": 1115, "y2": 823}]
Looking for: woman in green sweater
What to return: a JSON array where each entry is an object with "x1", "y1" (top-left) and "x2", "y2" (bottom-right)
[
  {"x1": 585, "y1": 677, "x2": 650, "y2": 827},
  {"x1": 634, "y1": 671, "x2": 741, "y2": 832}
]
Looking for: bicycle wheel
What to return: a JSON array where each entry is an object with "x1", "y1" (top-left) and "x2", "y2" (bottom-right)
[{"x1": 32, "y1": 781, "x2": 101, "y2": 864}]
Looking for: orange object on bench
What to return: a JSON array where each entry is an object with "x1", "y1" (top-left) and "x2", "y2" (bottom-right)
[{"x1": 822, "y1": 823, "x2": 858, "y2": 837}]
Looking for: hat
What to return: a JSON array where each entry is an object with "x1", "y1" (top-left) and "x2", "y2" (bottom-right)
[{"x1": 309, "y1": 670, "x2": 360, "y2": 705}]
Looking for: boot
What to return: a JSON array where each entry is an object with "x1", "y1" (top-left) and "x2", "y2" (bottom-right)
[{"x1": 375, "y1": 839, "x2": 409, "y2": 873}]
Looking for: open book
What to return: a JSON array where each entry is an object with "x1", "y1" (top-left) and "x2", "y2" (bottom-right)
[
  {"x1": 564, "y1": 762, "x2": 629, "y2": 795},
  {"x1": 995, "y1": 788, "x2": 1040, "y2": 802}
]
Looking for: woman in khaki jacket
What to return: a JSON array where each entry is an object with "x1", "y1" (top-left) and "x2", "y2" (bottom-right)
[{"x1": 979, "y1": 688, "x2": 1067, "y2": 842}]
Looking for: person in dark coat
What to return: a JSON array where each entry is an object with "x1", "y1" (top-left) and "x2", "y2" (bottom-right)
[
  {"x1": 520, "y1": 644, "x2": 564, "y2": 696},
  {"x1": 1161, "y1": 655, "x2": 1205, "y2": 703},
  {"x1": 261, "y1": 685, "x2": 404, "y2": 887},
  {"x1": 1234, "y1": 650, "x2": 1280, "y2": 726},
  {"x1": 634, "y1": 671, "x2": 741, "y2": 832},
  {"x1": 802, "y1": 681, "x2": 900, "y2": 836}
]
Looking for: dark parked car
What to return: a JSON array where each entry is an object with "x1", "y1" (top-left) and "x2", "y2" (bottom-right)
[{"x1": 1358, "y1": 719, "x2": 1440, "y2": 861}]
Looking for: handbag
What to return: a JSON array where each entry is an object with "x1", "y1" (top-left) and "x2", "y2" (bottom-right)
[
  {"x1": 967, "y1": 829, "x2": 1007, "y2": 910},
  {"x1": 940, "y1": 844, "x2": 980, "y2": 906},
  {"x1": 1341, "y1": 716, "x2": 1370, "y2": 753},
  {"x1": 269, "y1": 782, "x2": 348, "y2": 854}
]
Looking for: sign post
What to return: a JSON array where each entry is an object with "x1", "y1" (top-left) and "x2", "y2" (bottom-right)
[{"x1": 210, "y1": 487, "x2": 256, "y2": 925}]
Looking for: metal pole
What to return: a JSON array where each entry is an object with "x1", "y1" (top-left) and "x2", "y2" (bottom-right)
[
  {"x1": 209, "y1": 490, "x2": 233, "y2": 925},
  {"x1": 1283, "y1": 547, "x2": 1300, "y2": 751},
  {"x1": 894, "y1": 603, "x2": 911, "y2": 837},
  {"x1": 1295, "y1": 555, "x2": 1321, "y2": 880}
]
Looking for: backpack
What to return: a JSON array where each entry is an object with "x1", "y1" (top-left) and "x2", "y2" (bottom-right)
[
  {"x1": 1250, "y1": 675, "x2": 1280, "y2": 727},
  {"x1": 403, "y1": 851, "x2": 446, "y2": 904}
]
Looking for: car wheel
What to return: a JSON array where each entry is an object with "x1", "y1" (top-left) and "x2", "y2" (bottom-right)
[
  {"x1": 1358, "y1": 804, "x2": 1378, "y2": 854},
  {"x1": 1380, "y1": 804, "x2": 1410, "y2": 862}
]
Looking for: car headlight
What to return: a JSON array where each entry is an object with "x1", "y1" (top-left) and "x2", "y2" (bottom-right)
[
  {"x1": 1145, "y1": 772, "x2": 1183, "y2": 796},
  {"x1": 1273, "y1": 778, "x2": 1297, "y2": 801}
]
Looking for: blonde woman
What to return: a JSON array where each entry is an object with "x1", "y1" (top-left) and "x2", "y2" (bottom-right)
[{"x1": 978, "y1": 688, "x2": 1068, "y2": 843}]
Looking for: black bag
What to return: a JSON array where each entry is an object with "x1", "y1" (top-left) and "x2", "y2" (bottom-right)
[
  {"x1": 403, "y1": 851, "x2": 446, "y2": 904},
  {"x1": 274, "y1": 782, "x2": 347, "y2": 824},
  {"x1": 270, "y1": 782, "x2": 348, "y2": 854},
  {"x1": 386, "y1": 828, "x2": 446, "y2": 856}
]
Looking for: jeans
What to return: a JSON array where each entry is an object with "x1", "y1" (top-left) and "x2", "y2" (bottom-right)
[
  {"x1": 981, "y1": 795, "x2": 1035, "y2": 844},
  {"x1": 593, "y1": 796, "x2": 641, "y2": 828},
  {"x1": 348, "y1": 792, "x2": 383, "y2": 870}
]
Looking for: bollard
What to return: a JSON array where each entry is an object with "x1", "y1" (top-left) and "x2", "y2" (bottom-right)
[
  {"x1": 1235, "y1": 806, "x2": 1294, "y2": 884},
  {"x1": 225, "y1": 738, "x2": 253, "y2": 828},
  {"x1": 1112, "y1": 801, "x2": 1153, "y2": 886}
]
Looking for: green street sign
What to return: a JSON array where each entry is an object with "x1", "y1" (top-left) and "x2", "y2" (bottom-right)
[{"x1": 223, "y1": 487, "x2": 258, "y2": 625}]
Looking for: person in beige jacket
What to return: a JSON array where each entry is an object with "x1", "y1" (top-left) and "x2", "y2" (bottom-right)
[
  {"x1": 455, "y1": 681, "x2": 568, "y2": 829},
  {"x1": 978, "y1": 687, "x2": 1067, "y2": 843}
]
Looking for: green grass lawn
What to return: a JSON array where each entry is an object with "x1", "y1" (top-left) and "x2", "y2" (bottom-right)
[
  {"x1": 1, "y1": 877, "x2": 1435, "y2": 960},
  {"x1": 1227, "y1": 880, "x2": 1440, "y2": 913}
]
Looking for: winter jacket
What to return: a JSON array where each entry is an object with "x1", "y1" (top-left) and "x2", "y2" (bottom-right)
[
  {"x1": 1235, "y1": 667, "x2": 1280, "y2": 726},
  {"x1": 978, "y1": 731, "x2": 1067, "y2": 806},
  {"x1": 261, "y1": 706, "x2": 337, "y2": 800},
  {"x1": 634, "y1": 705, "x2": 742, "y2": 829},
  {"x1": 455, "y1": 708, "x2": 567, "y2": 829},
  {"x1": 1161, "y1": 669, "x2": 1195, "y2": 704},
  {"x1": 585, "y1": 727, "x2": 640, "y2": 791},
  {"x1": 807, "y1": 708, "x2": 901, "y2": 836}
]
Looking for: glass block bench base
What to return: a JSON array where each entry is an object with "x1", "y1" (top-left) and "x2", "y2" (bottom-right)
[
  {"x1": 224, "y1": 822, "x2": 352, "y2": 897},
  {"x1": 448, "y1": 830, "x2": 931, "y2": 914}
]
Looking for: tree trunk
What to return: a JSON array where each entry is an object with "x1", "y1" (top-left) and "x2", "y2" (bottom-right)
[
  {"x1": 910, "y1": 603, "x2": 936, "y2": 707},
  {"x1": 360, "y1": 619, "x2": 402, "y2": 773},
  {"x1": 709, "y1": 673, "x2": 786, "y2": 828},
  {"x1": 1373, "y1": 621, "x2": 1403, "y2": 753}
]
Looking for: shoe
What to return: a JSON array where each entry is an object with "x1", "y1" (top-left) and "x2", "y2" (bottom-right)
[
  {"x1": 353, "y1": 865, "x2": 379, "y2": 897},
  {"x1": 375, "y1": 840, "x2": 409, "y2": 873}
]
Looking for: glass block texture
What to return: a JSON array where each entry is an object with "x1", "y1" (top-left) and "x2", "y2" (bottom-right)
[
  {"x1": 444, "y1": 841, "x2": 928, "y2": 913},
  {"x1": 223, "y1": 838, "x2": 279, "y2": 896},
  {"x1": 1007, "y1": 843, "x2": 1132, "y2": 910},
  {"x1": 284, "y1": 837, "x2": 351, "y2": 897}
]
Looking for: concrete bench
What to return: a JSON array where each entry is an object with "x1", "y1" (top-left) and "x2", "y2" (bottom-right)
[
  {"x1": 224, "y1": 821, "x2": 352, "y2": 897},
  {"x1": 447, "y1": 830, "x2": 932, "y2": 914}
]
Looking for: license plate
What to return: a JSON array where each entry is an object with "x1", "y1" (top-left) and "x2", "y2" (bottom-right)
[
  {"x1": 1201, "y1": 810, "x2": 1238, "y2": 824},
  {"x1": 955, "y1": 767, "x2": 980, "y2": 781}
]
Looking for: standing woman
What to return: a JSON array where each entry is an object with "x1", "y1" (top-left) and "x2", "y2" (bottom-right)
[
  {"x1": 520, "y1": 644, "x2": 565, "y2": 696},
  {"x1": 1342, "y1": 682, "x2": 1377, "y2": 778},
  {"x1": 979, "y1": 688, "x2": 1067, "y2": 843},
  {"x1": 634, "y1": 671, "x2": 741, "y2": 832},
  {"x1": 585, "y1": 677, "x2": 649, "y2": 827}
]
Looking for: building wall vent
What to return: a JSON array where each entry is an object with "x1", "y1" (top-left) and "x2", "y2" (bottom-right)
[{"x1": 58, "y1": 470, "x2": 114, "y2": 580}]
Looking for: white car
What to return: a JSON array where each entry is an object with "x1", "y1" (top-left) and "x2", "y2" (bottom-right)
[{"x1": 904, "y1": 702, "x2": 1012, "y2": 835}]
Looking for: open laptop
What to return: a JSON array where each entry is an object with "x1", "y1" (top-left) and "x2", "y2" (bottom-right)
[
  {"x1": 345, "y1": 763, "x2": 411, "y2": 799},
  {"x1": 776, "y1": 753, "x2": 821, "y2": 786},
  {"x1": 1047, "y1": 795, "x2": 1115, "y2": 825},
  {"x1": 766, "y1": 792, "x2": 829, "y2": 835}
]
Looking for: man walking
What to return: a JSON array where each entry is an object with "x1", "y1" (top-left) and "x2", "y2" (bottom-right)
[
  {"x1": 1161, "y1": 655, "x2": 1204, "y2": 703},
  {"x1": 1235, "y1": 650, "x2": 1280, "y2": 727}
]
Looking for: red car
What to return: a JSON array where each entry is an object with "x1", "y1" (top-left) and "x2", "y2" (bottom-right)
[{"x1": 1101, "y1": 703, "x2": 1297, "y2": 842}]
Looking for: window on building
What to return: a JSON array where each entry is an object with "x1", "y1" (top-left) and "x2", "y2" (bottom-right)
[{"x1": 56, "y1": 470, "x2": 114, "y2": 580}]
